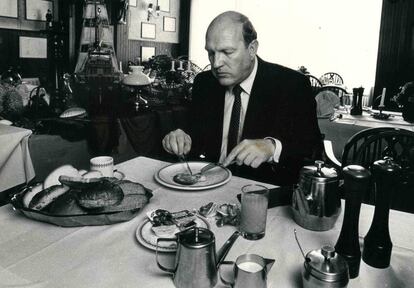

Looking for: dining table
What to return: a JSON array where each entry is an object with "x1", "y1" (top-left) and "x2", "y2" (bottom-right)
[
  {"x1": 0, "y1": 124, "x2": 35, "y2": 194},
  {"x1": 0, "y1": 156, "x2": 413, "y2": 288},
  {"x1": 318, "y1": 108, "x2": 414, "y2": 160}
]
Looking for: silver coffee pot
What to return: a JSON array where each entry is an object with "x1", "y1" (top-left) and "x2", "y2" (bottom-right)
[
  {"x1": 156, "y1": 227, "x2": 240, "y2": 288},
  {"x1": 292, "y1": 160, "x2": 341, "y2": 231}
]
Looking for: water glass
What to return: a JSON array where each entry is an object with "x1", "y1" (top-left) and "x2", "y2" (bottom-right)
[
  {"x1": 343, "y1": 94, "x2": 353, "y2": 113},
  {"x1": 239, "y1": 184, "x2": 269, "y2": 240}
]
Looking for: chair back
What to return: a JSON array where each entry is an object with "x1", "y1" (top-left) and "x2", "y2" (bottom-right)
[
  {"x1": 202, "y1": 64, "x2": 211, "y2": 71},
  {"x1": 340, "y1": 127, "x2": 414, "y2": 212},
  {"x1": 306, "y1": 75, "x2": 323, "y2": 97},
  {"x1": 341, "y1": 128, "x2": 413, "y2": 167},
  {"x1": 319, "y1": 72, "x2": 344, "y2": 86},
  {"x1": 317, "y1": 85, "x2": 348, "y2": 98}
]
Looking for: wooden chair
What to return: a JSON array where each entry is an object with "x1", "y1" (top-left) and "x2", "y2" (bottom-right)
[
  {"x1": 202, "y1": 64, "x2": 211, "y2": 71},
  {"x1": 306, "y1": 75, "x2": 323, "y2": 96},
  {"x1": 319, "y1": 72, "x2": 344, "y2": 86},
  {"x1": 324, "y1": 127, "x2": 414, "y2": 212}
]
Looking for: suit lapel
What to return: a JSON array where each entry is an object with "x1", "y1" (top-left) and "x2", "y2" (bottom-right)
[
  {"x1": 208, "y1": 82, "x2": 226, "y2": 158},
  {"x1": 243, "y1": 58, "x2": 268, "y2": 138}
]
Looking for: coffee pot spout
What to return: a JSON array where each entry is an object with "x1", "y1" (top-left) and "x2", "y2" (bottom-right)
[
  {"x1": 264, "y1": 258, "x2": 275, "y2": 273},
  {"x1": 216, "y1": 231, "x2": 240, "y2": 269}
]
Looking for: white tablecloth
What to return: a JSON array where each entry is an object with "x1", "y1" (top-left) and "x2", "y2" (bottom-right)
[
  {"x1": 0, "y1": 124, "x2": 35, "y2": 192},
  {"x1": 334, "y1": 110, "x2": 414, "y2": 131},
  {"x1": 0, "y1": 157, "x2": 413, "y2": 288}
]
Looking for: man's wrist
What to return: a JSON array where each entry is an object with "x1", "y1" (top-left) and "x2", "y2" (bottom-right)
[{"x1": 264, "y1": 137, "x2": 282, "y2": 163}]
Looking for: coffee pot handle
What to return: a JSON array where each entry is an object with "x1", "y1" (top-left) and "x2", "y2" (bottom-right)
[
  {"x1": 218, "y1": 261, "x2": 235, "y2": 287},
  {"x1": 156, "y1": 238, "x2": 177, "y2": 273}
]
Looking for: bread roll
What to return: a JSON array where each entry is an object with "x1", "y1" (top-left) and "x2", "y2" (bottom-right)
[
  {"x1": 22, "y1": 183, "x2": 44, "y2": 208},
  {"x1": 29, "y1": 185, "x2": 70, "y2": 210},
  {"x1": 47, "y1": 192, "x2": 86, "y2": 215},
  {"x1": 77, "y1": 180, "x2": 124, "y2": 209},
  {"x1": 117, "y1": 180, "x2": 146, "y2": 195},
  {"x1": 43, "y1": 165, "x2": 80, "y2": 189},
  {"x1": 82, "y1": 170, "x2": 103, "y2": 179},
  {"x1": 78, "y1": 169, "x2": 88, "y2": 176}
]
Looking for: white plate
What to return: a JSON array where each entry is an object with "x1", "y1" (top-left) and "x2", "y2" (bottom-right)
[
  {"x1": 154, "y1": 162, "x2": 232, "y2": 191},
  {"x1": 135, "y1": 216, "x2": 210, "y2": 253}
]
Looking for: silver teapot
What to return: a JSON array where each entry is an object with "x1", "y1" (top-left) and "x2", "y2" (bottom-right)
[
  {"x1": 156, "y1": 227, "x2": 240, "y2": 288},
  {"x1": 292, "y1": 160, "x2": 341, "y2": 231}
]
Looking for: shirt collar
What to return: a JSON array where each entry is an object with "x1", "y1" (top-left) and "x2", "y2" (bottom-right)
[{"x1": 238, "y1": 56, "x2": 258, "y2": 95}]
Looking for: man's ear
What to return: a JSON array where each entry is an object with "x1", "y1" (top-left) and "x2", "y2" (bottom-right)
[{"x1": 248, "y1": 40, "x2": 259, "y2": 59}]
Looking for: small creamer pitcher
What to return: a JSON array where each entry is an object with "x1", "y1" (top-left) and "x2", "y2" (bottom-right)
[{"x1": 220, "y1": 254, "x2": 275, "y2": 288}]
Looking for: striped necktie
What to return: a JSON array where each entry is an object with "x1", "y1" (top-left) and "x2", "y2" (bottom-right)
[{"x1": 227, "y1": 84, "x2": 242, "y2": 155}]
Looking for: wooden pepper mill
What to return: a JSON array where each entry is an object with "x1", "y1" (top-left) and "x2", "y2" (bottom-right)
[
  {"x1": 362, "y1": 157, "x2": 401, "y2": 268},
  {"x1": 350, "y1": 87, "x2": 364, "y2": 115},
  {"x1": 335, "y1": 165, "x2": 371, "y2": 279}
]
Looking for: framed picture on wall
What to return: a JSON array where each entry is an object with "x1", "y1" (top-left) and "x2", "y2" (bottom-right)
[
  {"x1": 129, "y1": 0, "x2": 137, "y2": 7},
  {"x1": 163, "y1": 16, "x2": 176, "y2": 32},
  {"x1": 157, "y1": 0, "x2": 170, "y2": 12},
  {"x1": 26, "y1": 0, "x2": 53, "y2": 21},
  {"x1": 141, "y1": 22, "x2": 156, "y2": 39},
  {"x1": 19, "y1": 36, "x2": 47, "y2": 58},
  {"x1": 0, "y1": 0, "x2": 18, "y2": 18},
  {"x1": 141, "y1": 46, "x2": 156, "y2": 62}
]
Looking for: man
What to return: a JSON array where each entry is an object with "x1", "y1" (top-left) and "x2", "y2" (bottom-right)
[{"x1": 162, "y1": 11, "x2": 321, "y2": 185}]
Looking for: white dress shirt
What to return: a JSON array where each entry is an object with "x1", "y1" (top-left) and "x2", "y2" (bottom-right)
[{"x1": 219, "y1": 57, "x2": 282, "y2": 163}]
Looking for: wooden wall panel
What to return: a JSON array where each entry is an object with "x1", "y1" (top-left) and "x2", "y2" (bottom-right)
[
  {"x1": 115, "y1": 20, "x2": 180, "y2": 70},
  {"x1": 374, "y1": 0, "x2": 414, "y2": 109},
  {"x1": 0, "y1": 28, "x2": 49, "y2": 79},
  {"x1": 114, "y1": 0, "x2": 190, "y2": 72},
  {"x1": 0, "y1": 0, "x2": 59, "y2": 80}
]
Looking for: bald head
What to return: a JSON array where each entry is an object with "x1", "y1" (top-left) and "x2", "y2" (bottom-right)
[
  {"x1": 205, "y1": 11, "x2": 258, "y2": 87},
  {"x1": 207, "y1": 11, "x2": 257, "y2": 47}
]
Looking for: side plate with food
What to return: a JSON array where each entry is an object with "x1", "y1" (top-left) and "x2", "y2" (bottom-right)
[{"x1": 135, "y1": 209, "x2": 210, "y2": 253}]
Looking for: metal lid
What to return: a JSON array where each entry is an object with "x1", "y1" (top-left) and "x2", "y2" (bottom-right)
[
  {"x1": 342, "y1": 165, "x2": 371, "y2": 180},
  {"x1": 300, "y1": 160, "x2": 338, "y2": 183},
  {"x1": 304, "y1": 246, "x2": 349, "y2": 282},
  {"x1": 373, "y1": 157, "x2": 401, "y2": 174},
  {"x1": 178, "y1": 227, "x2": 215, "y2": 249}
]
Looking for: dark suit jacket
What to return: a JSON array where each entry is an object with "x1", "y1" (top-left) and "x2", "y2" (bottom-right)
[{"x1": 187, "y1": 57, "x2": 321, "y2": 185}]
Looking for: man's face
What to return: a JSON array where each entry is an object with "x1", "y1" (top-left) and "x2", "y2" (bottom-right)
[{"x1": 205, "y1": 21, "x2": 257, "y2": 87}]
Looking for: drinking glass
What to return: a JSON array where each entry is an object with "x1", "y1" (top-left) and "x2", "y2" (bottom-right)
[
  {"x1": 343, "y1": 93, "x2": 352, "y2": 113},
  {"x1": 239, "y1": 184, "x2": 269, "y2": 240}
]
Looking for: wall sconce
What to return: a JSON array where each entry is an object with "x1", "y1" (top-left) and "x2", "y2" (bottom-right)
[{"x1": 147, "y1": 3, "x2": 160, "y2": 21}]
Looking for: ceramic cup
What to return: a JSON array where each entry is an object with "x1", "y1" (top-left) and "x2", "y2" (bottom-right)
[{"x1": 90, "y1": 156, "x2": 114, "y2": 177}]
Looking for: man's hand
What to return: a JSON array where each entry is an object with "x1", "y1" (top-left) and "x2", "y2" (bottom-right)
[
  {"x1": 162, "y1": 129, "x2": 192, "y2": 156},
  {"x1": 223, "y1": 139, "x2": 275, "y2": 168}
]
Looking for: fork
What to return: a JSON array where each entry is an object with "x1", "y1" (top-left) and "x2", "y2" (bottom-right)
[{"x1": 178, "y1": 154, "x2": 193, "y2": 175}]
